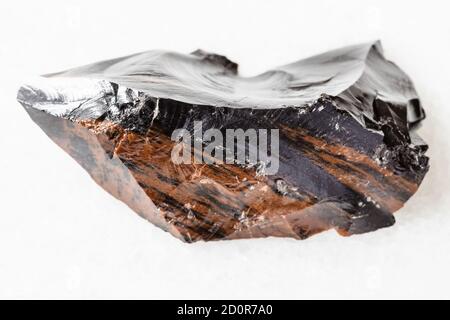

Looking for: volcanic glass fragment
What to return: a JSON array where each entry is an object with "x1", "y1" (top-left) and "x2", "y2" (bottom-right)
[{"x1": 17, "y1": 41, "x2": 429, "y2": 242}]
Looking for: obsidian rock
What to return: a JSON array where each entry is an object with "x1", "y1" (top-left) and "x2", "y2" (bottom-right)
[{"x1": 17, "y1": 41, "x2": 429, "y2": 242}]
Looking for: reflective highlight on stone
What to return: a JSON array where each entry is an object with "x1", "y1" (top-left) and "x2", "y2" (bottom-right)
[{"x1": 17, "y1": 41, "x2": 429, "y2": 242}]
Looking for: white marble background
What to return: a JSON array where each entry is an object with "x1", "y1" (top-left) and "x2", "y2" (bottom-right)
[{"x1": 0, "y1": 0, "x2": 449, "y2": 299}]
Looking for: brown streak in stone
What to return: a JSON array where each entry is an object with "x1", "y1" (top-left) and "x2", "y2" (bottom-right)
[
  {"x1": 282, "y1": 126, "x2": 418, "y2": 211},
  {"x1": 77, "y1": 119, "x2": 323, "y2": 241}
]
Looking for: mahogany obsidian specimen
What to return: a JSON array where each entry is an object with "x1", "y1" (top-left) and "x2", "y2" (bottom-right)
[{"x1": 17, "y1": 41, "x2": 429, "y2": 242}]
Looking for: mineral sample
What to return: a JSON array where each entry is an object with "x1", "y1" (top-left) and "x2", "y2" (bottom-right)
[{"x1": 17, "y1": 41, "x2": 429, "y2": 242}]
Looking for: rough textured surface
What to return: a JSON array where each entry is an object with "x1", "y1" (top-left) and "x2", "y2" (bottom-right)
[{"x1": 17, "y1": 41, "x2": 429, "y2": 242}]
